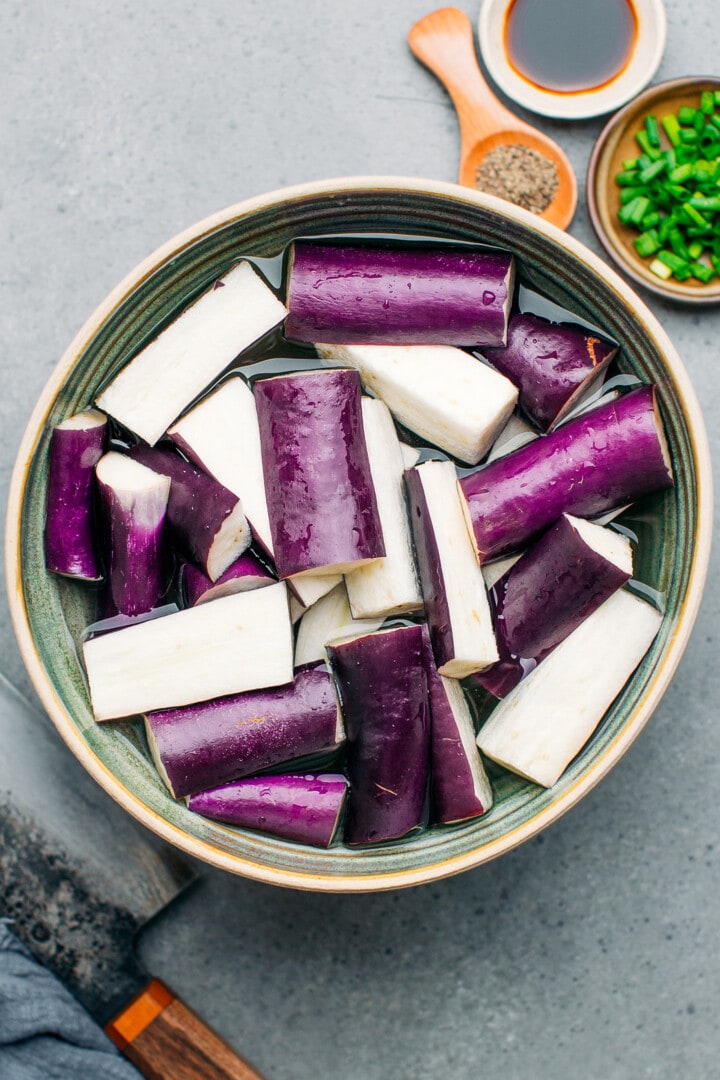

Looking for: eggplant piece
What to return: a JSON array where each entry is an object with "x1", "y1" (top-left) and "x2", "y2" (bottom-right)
[
  {"x1": 459, "y1": 386, "x2": 673, "y2": 564},
  {"x1": 477, "y1": 588, "x2": 663, "y2": 788},
  {"x1": 422, "y1": 629, "x2": 493, "y2": 825},
  {"x1": 475, "y1": 515, "x2": 633, "y2": 698},
  {"x1": 168, "y1": 374, "x2": 340, "y2": 605},
  {"x1": 294, "y1": 582, "x2": 383, "y2": 668},
  {"x1": 187, "y1": 773, "x2": 348, "y2": 848},
  {"x1": 254, "y1": 368, "x2": 385, "y2": 577},
  {"x1": 344, "y1": 398, "x2": 423, "y2": 619},
  {"x1": 399, "y1": 442, "x2": 422, "y2": 469},
  {"x1": 180, "y1": 551, "x2": 275, "y2": 607},
  {"x1": 327, "y1": 624, "x2": 430, "y2": 846},
  {"x1": 96, "y1": 452, "x2": 171, "y2": 618},
  {"x1": 145, "y1": 664, "x2": 342, "y2": 797},
  {"x1": 127, "y1": 445, "x2": 250, "y2": 582},
  {"x1": 316, "y1": 343, "x2": 517, "y2": 465},
  {"x1": 96, "y1": 262, "x2": 287, "y2": 445},
  {"x1": 83, "y1": 582, "x2": 293, "y2": 721},
  {"x1": 45, "y1": 409, "x2": 107, "y2": 581},
  {"x1": 286, "y1": 241, "x2": 515, "y2": 347},
  {"x1": 480, "y1": 312, "x2": 617, "y2": 431},
  {"x1": 405, "y1": 460, "x2": 498, "y2": 677}
]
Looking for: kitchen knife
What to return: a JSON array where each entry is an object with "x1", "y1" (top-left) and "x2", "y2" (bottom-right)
[{"x1": 0, "y1": 671, "x2": 265, "y2": 1080}]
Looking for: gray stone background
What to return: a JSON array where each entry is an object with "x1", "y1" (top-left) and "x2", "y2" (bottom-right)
[{"x1": 1, "y1": 2, "x2": 718, "y2": 1077}]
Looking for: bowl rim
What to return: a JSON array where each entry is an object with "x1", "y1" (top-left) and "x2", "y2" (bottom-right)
[
  {"x1": 478, "y1": 0, "x2": 667, "y2": 120},
  {"x1": 587, "y1": 75, "x2": 720, "y2": 304},
  {"x1": 5, "y1": 175, "x2": 713, "y2": 892}
]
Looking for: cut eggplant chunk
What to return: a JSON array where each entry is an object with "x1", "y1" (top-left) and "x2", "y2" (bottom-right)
[
  {"x1": 422, "y1": 630, "x2": 492, "y2": 825},
  {"x1": 45, "y1": 409, "x2": 107, "y2": 581},
  {"x1": 84, "y1": 582, "x2": 293, "y2": 721},
  {"x1": 316, "y1": 343, "x2": 517, "y2": 465},
  {"x1": 344, "y1": 398, "x2": 423, "y2": 618},
  {"x1": 405, "y1": 460, "x2": 498, "y2": 677},
  {"x1": 127, "y1": 445, "x2": 250, "y2": 582},
  {"x1": 168, "y1": 374, "x2": 274, "y2": 558},
  {"x1": 327, "y1": 624, "x2": 430, "y2": 846},
  {"x1": 294, "y1": 582, "x2": 384, "y2": 668},
  {"x1": 96, "y1": 452, "x2": 171, "y2": 618},
  {"x1": 286, "y1": 241, "x2": 515, "y2": 347},
  {"x1": 399, "y1": 442, "x2": 422, "y2": 469},
  {"x1": 180, "y1": 551, "x2": 275, "y2": 607},
  {"x1": 475, "y1": 514, "x2": 633, "y2": 698},
  {"x1": 477, "y1": 588, "x2": 663, "y2": 788},
  {"x1": 480, "y1": 312, "x2": 617, "y2": 431},
  {"x1": 187, "y1": 773, "x2": 348, "y2": 848},
  {"x1": 96, "y1": 262, "x2": 287, "y2": 445},
  {"x1": 254, "y1": 368, "x2": 385, "y2": 577},
  {"x1": 145, "y1": 663, "x2": 342, "y2": 797},
  {"x1": 459, "y1": 386, "x2": 674, "y2": 564},
  {"x1": 168, "y1": 374, "x2": 340, "y2": 602}
]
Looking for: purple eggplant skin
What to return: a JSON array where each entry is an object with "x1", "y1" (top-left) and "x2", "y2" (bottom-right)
[
  {"x1": 421, "y1": 628, "x2": 492, "y2": 826},
  {"x1": 96, "y1": 458, "x2": 170, "y2": 619},
  {"x1": 285, "y1": 241, "x2": 514, "y2": 348},
  {"x1": 327, "y1": 624, "x2": 430, "y2": 846},
  {"x1": 480, "y1": 312, "x2": 618, "y2": 431},
  {"x1": 145, "y1": 664, "x2": 342, "y2": 798},
  {"x1": 180, "y1": 551, "x2": 275, "y2": 607},
  {"x1": 473, "y1": 515, "x2": 632, "y2": 698},
  {"x1": 127, "y1": 444, "x2": 249, "y2": 581},
  {"x1": 187, "y1": 773, "x2": 348, "y2": 848},
  {"x1": 459, "y1": 386, "x2": 673, "y2": 564},
  {"x1": 254, "y1": 368, "x2": 385, "y2": 578},
  {"x1": 45, "y1": 410, "x2": 107, "y2": 580},
  {"x1": 403, "y1": 467, "x2": 456, "y2": 674}
]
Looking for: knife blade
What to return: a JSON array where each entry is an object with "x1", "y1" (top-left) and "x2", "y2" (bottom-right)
[{"x1": 0, "y1": 671, "x2": 265, "y2": 1079}]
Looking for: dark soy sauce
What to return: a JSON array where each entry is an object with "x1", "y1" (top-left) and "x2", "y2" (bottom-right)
[{"x1": 504, "y1": 0, "x2": 637, "y2": 95}]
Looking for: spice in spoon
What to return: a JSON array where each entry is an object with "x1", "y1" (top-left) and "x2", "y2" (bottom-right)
[{"x1": 475, "y1": 144, "x2": 559, "y2": 214}]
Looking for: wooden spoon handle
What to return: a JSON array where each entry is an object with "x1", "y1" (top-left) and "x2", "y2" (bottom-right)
[
  {"x1": 408, "y1": 7, "x2": 517, "y2": 149},
  {"x1": 106, "y1": 979, "x2": 265, "y2": 1080}
]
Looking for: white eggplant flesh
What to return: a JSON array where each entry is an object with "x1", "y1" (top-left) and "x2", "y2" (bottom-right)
[
  {"x1": 477, "y1": 588, "x2": 663, "y2": 787},
  {"x1": 399, "y1": 442, "x2": 422, "y2": 469},
  {"x1": 83, "y1": 581, "x2": 293, "y2": 721},
  {"x1": 345, "y1": 398, "x2": 423, "y2": 619},
  {"x1": 289, "y1": 572, "x2": 343, "y2": 609},
  {"x1": 168, "y1": 375, "x2": 274, "y2": 556},
  {"x1": 405, "y1": 460, "x2": 498, "y2": 678},
  {"x1": 96, "y1": 263, "x2": 287, "y2": 445},
  {"x1": 294, "y1": 582, "x2": 384, "y2": 668},
  {"x1": 317, "y1": 343, "x2": 518, "y2": 465}
]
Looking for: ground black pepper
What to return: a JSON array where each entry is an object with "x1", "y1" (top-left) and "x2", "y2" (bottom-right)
[{"x1": 475, "y1": 144, "x2": 559, "y2": 214}]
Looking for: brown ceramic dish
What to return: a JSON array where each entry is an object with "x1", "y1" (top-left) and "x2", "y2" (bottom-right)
[
  {"x1": 5, "y1": 177, "x2": 713, "y2": 892},
  {"x1": 587, "y1": 76, "x2": 720, "y2": 303}
]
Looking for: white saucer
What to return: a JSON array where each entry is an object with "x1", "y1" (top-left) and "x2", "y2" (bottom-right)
[{"x1": 478, "y1": 0, "x2": 667, "y2": 120}]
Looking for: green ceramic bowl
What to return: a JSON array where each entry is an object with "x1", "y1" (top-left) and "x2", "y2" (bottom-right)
[{"x1": 6, "y1": 177, "x2": 712, "y2": 892}]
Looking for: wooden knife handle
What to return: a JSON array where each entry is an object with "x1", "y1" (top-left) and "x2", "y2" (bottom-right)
[{"x1": 105, "y1": 979, "x2": 266, "y2": 1080}]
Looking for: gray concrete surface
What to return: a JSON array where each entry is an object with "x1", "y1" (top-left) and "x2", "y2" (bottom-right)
[{"x1": 2, "y1": 2, "x2": 719, "y2": 1077}]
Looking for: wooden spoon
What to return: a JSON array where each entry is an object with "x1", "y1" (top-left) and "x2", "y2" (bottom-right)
[{"x1": 408, "y1": 6, "x2": 577, "y2": 229}]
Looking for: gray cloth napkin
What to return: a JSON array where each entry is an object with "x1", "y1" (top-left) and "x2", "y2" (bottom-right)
[{"x1": 0, "y1": 922, "x2": 142, "y2": 1079}]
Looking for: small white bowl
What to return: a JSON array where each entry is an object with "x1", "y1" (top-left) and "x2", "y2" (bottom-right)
[{"x1": 478, "y1": 0, "x2": 667, "y2": 120}]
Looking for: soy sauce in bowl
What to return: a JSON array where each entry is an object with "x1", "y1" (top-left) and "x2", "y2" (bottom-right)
[{"x1": 504, "y1": 0, "x2": 637, "y2": 95}]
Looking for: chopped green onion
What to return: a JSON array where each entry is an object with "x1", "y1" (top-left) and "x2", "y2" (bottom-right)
[
  {"x1": 662, "y1": 114, "x2": 682, "y2": 147},
  {"x1": 645, "y1": 114, "x2": 661, "y2": 148},
  {"x1": 649, "y1": 258, "x2": 673, "y2": 280},
  {"x1": 615, "y1": 91, "x2": 720, "y2": 286},
  {"x1": 690, "y1": 261, "x2": 715, "y2": 282}
]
